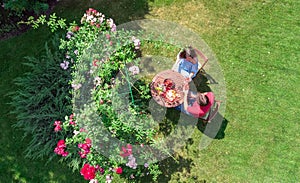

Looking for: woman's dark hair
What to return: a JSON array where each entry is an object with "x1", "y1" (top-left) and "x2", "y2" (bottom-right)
[
  {"x1": 185, "y1": 46, "x2": 197, "y2": 58},
  {"x1": 179, "y1": 49, "x2": 186, "y2": 59}
]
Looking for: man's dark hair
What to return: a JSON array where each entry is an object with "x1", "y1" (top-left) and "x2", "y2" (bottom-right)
[{"x1": 196, "y1": 93, "x2": 209, "y2": 106}]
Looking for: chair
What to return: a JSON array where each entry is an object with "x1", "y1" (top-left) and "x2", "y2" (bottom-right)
[
  {"x1": 195, "y1": 48, "x2": 208, "y2": 74},
  {"x1": 201, "y1": 100, "x2": 221, "y2": 123},
  {"x1": 171, "y1": 50, "x2": 184, "y2": 71}
]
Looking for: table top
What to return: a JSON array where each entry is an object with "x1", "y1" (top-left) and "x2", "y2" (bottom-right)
[{"x1": 150, "y1": 70, "x2": 186, "y2": 108}]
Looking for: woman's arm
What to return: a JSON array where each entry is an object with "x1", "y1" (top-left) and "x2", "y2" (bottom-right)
[
  {"x1": 183, "y1": 83, "x2": 189, "y2": 111},
  {"x1": 183, "y1": 92, "x2": 189, "y2": 111},
  {"x1": 188, "y1": 72, "x2": 194, "y2": 81}
]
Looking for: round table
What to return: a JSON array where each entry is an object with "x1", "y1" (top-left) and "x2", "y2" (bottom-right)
[{"x1": 150, "y1": 70, "x2": 186, "y2": 108}]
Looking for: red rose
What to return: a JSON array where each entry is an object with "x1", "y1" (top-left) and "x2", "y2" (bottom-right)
[
  {"x1": 81, "y1": 144, "x2": 89, "y2": 151},
  {"x1": 57, "y1": 140, "x2": 66, "y2": 148},
  {"x1": 80, "y1": 164, "x2": 96, "y2": 180},
  {"x1": 54, "y1": 125, "x2": 62, "y2": 132},
  {"x1": 54, "y1": 140, "x2": 68, "y2": 156},
  {"x1": 115, "y1": 167, "x2": 123, "y2": 174}
]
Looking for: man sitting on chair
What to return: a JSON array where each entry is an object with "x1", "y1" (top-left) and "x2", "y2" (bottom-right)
[{"x1": 176, "y1": 83, "x2": 215, "y2": 120}]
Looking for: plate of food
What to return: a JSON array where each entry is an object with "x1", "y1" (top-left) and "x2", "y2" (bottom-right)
[{"x1": 150, "y1": 70, "x2": 185, "y2": 107}]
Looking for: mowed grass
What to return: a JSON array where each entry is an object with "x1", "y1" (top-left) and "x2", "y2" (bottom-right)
[
  {"x1": 146, "y1": 0, "x2": 300, "y2": 182},
  {"x1": 0, "y1": 0, "x2": 299, "y2": 182}
]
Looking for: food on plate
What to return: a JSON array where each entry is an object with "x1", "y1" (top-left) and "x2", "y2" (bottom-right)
[
  {"x1": 163, "y1": 79, "x2": 175, "y2": 90},
  {"x1": 165, "y1": 89, "x2": 177, "y2": 101}
]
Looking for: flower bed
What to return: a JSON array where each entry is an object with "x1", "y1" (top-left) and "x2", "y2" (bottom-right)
[
  {"x1": 14, "y1": 7, "x2": 202, "y2": 182},
  {"x1": 27, "y1": 8, "x2": 169, "y2": 182}
]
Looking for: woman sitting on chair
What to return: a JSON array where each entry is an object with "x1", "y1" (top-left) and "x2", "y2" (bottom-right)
[{"x1": 175, "y1": 46, "x2": 208, "y2": 82}]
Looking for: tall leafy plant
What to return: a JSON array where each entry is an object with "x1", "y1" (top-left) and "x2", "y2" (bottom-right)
[{"x1": 10, "y1": 35, "x2": 73, "y2": 159}]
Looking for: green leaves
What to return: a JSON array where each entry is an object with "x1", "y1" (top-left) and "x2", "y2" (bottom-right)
[
  {"x1": 36, "y1": 15, "x2": 46, "y2": 25},
  {"x1": 138, "y1": 84, "x2": 151, "y2": 99},
  {"x1": 47, "y1": 13, "x2": 67, "y2": 32},
  {"x1": 10, "y1": 35, "x2": 73, "y2": 159},
  {"x1": 4, "y1": 0, "x2": 49, "y2": 17},
  {"x1": 20, "y1": 13, "x2": 67, "y2": 32},
  {"x1": 13, "y1": 8, "x2": 169, "y2": 182}
]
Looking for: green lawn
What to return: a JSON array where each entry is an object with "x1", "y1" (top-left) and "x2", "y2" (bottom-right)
[{"x1": 1, "y1": 0, "x2": 299, "y2": 182}]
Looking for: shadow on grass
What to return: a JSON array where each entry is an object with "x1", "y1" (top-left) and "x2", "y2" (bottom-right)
[
  {"x1": 191, "y1": 70, "x2": 212, "y2": 93},
  {"x1": 157, "y1": 155, "x2": 193, "y2": 182},
  {"x1": 162, "y1": 106, "x2": 229, "y2": 140},
  {"x1": 136, "y1": 155, "x2": 193, "y2": 183},
  {"x1": 197, "y1": 113, "x2": 229, "y2": 139}
]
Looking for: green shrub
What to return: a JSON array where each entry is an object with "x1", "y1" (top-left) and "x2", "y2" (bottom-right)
[
  {"x1": 0, "y1": 22, "x2": 18, "y2": 35},
  {"x1": 10, "y1": 35, "x2": 73, "y2": 159},
  {"x1": 31, "y1": 1, "x2": 49, "y2": 14},
  {"x1": 4, "y1": 0, "x2": 49, "y2": 16}
]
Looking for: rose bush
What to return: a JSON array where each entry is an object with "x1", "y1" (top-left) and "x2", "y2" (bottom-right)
[{"x1": 24, "y1": 8, "x2": 171, "y2": 182}]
